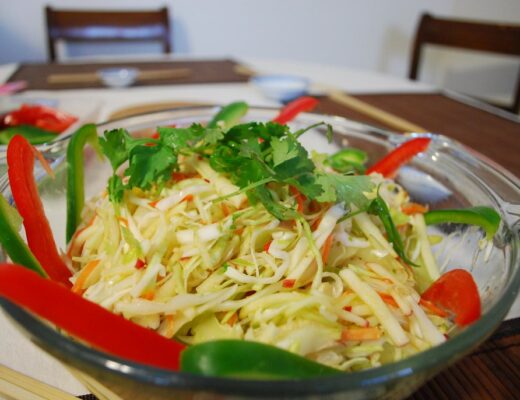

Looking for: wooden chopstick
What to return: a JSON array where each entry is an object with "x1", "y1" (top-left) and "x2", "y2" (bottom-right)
[
  {"x1": 326, "y1": 90, "x2": 427, "y2": 133},
  {"x1": 0, "y1": 363, "x2": 77, "y2": 400},
  {"x1": 47, "y1": 68, "x2": 192, "y2": 85}
]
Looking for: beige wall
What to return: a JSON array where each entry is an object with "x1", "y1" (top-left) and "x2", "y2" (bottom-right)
[{"x1": 0, "y1": 0, "x2": 519, "y2": 102}]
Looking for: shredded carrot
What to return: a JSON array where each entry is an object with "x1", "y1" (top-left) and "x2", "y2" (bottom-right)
[
  {"x1": 402, "y1": 202, "x2": 429, "y2": 215},
  {"x1": 419, "y1": 298, "x2": 449, "y2": 318},
  {"x1": 226, "y1": 312, "x2": 238, "y2": 326},
  {"x1": 289, "y1": 186, "x2": 306, "y2": 213},
  {"x1": 263, "y1": 240, "x2": 272, "y2": 253},
  {"x1": 377, "y1": 292, "x2": 398, "y2": 308},
  {"x1": 221, "y1": 202, "x2": 231, "y2": 217},
  {"x1": 171, "y1": 172, "x2": 196, "y2": 182},
  {"x1": 148, "y1": 199, "x2": 160, "y2": 208},
  {"x1": 32, "y1": 146, "x2": 55, "y2": 179},
  {"x1": 282, "y1": 279, "x2": 296, "y2": 288},
  {"x1": 341, "y1": 326, "x2": 381, "y2": 341},
  {"x1": 308, "y1": 199, "x2": 321, "y2": 213},
  {"x1": 343, "y1": 305, "x2": 352, "y2": 312},
  {"x1": 72, "y1": 259, "x2": 101, "y2": 294},
  {"x1": 181, "y1": 194, "x2": 194, "y2": 202},
  {"x1": 141, "y1": 291, "x2": 155, "y2": 301},
  {"x1": 234, "y1": 227, "x2": 244, "y2": 235},
  {"x1": 311, "y1": 216, "x2": 323, "y2": 231},
  {"x1": 117, "y1": 216, "x2": 128, "y2": 227},
  {"x1": 321, "y1": 233, "x2": 334, "y2": 264}
]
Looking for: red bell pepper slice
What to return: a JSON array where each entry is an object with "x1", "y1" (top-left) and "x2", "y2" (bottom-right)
[
  {"x1": 0, "y1": 263, "x2": 184, "y2": 370},
  {"x1": 272, "y1": 96, "x2": 319, "y2": 125},
  {"x1": 421, "y1": 269, "x2": 481, "y2": 327},
  {"x1": 366, "y1": 137, "x2": 431, "y2": 178},
  {"x1": 3, "y1": 104, "x2": 77, "y2": 134},
  {"x1": 7, "y1": 135, "x2": 72, "y2": 287}
]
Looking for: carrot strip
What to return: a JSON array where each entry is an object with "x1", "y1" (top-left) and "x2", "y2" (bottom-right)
[
  {"x1": 321, "y1": 233, "x2": 334, "y2": 264},
  {"x1": 226, "y1": 312, "x2": 238, "y2": 326},
  {"x1": 71, "y1": 259, "x2": 101, "y2": 294},
  {"x1": 402, "y1": 202, "x2": 429, "y2": 215},
  {"x1": 377, "y1": 292, "x2": 398, "y2": 308},
  {"x1": 419, "y1": 298, "x2": 449, "y2": 318},
  {"x1": 33, "y1": 146, "x2": 55, "y2": 179},
  {"x1": 341, "y1": 327, "x2": 381, "y2": 341},
  {"x1": 289, "y1": 186, "x2": 305, "y2": 213}
]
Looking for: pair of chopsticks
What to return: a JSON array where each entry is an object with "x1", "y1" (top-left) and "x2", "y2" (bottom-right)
[
  {"x1": 234, "y1": 64, "x2": 427, "y2": 133},
  {"x1": 47, "y1": 68, "x2": 192, "y2": 85},
  {"x1": 0, "y1": 363, "x2": 122, "y2": 400}
]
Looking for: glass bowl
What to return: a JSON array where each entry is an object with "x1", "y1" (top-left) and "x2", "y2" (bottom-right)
[{"x1": 1, "y1": 106, "x2": 519, "y2": 400}]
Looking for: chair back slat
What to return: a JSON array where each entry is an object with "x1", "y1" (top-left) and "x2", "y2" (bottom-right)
[
  {"x1": 409, "y1": 13, "x2": 520, "y2": 113},
  {"x1": 45, "y1": 7, "x2": 171, "y2": 61}
]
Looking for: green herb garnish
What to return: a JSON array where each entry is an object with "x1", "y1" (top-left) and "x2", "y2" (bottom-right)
[{"x1": 99, "y1": 115, "x2": 374, "y2": 222}]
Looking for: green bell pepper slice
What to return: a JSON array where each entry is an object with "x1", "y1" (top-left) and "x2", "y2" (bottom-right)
[
  {"x1": 180, "y1": 339, "x2": 341, "y2": 379},
  {"x1": 207, "y1": 102, "x2": 249, "y2": 131},
  {"x1": 0, "y1": 125, "x2": 58, "y2": 145},
  {"x1": 424, "y1": 206, "x2": 501, "y2": 240},
  {"x1": 0, "y1": 195, "x2": 47, "y2": 277},
  {"x1": 66, "y1": 124, "x2": 102, "y2": 243},
  {"x1": 328, "y1": 148, "x2": 368, "y2": 174}
]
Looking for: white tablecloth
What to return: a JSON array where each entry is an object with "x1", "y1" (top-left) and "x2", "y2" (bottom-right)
[{"x1": 0, "y1": 57, "x2": 517, "y2": 396}]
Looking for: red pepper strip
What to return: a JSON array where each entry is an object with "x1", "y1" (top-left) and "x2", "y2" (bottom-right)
[
  {"x1": 272, "y1": 96, "x2": 319, "y2": 125},
  {"x1": 3, "y1": 104, "x2": 77, "y2": 134},
  {"x1": 421, "y1": 269, "x2": 481, "y2": 326},
  {"x1": 7, "y1": 135, "x2": 72, "y2": 287},
  {"x1": 0, "y1": 264, "x2": 185, "y2": 370},
  {"x1": 366, "y1": 137, "x2": 431, "y2": 178}
]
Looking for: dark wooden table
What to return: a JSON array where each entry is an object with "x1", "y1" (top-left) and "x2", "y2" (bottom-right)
[{"x1": 6, "y1": 59, "x2": 520, "y2": 399}]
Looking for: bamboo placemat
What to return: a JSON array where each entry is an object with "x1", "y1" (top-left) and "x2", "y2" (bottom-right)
[{"x1": 7, "y1": 59, "x2": 249, "y2": 90}]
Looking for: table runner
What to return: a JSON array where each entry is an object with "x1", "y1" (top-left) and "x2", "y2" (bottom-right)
[
  {"x1": 314, "y1": 94, "x2": 520, "y2": 177},
  {"x1": 6, "y1": 59, "x2": 248, "y2": 90}
]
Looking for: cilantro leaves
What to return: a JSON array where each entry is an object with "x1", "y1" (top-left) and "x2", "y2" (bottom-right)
[{"x1": 99, "y1": 119, "x2": 374, "y2": 222}]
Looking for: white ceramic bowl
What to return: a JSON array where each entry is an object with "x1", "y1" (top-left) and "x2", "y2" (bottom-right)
[
  {"x1": 97, "y1": 67, "x2": 139, "y2": 88},
  {"x1": 251, "y1": 75, "x2": 309, "y2": 102}
]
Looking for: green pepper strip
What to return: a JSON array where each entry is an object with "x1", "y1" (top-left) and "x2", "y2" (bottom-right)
[
  {"x1": 0, "y1": 125, "x2": 58, "y2": 145},
  {"x1": 424, "y1": 206, "x2": 501, "y2": 240},
  {"x1": 368, "y1": 195, "x2": 417, "y2": 267},
  {"x1": 0, "y1": 196, "x2": 47, "y2": 277},
  {"x1": 181, "y1": 340, "x2": 340, "y2": 379},
  {"x1": 328, "y1": 148, "x2": 368, "y2": 174},
  {"x1": 66, "y1": 124, "x2": 102, "y2": 243},
  {"x1": 207, "y1": 101, "x2": 249, "y2": 131}
]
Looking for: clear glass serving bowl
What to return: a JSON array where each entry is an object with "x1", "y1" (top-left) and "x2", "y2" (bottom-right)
[{"x1": 1, "y1": 106, "x2": 519, "y2": 400}]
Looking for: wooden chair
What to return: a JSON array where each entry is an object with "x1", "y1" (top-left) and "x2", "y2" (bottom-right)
[
  {"x1": 409, "y1": 13, "x2": 520, "y2": 113},
  {"x1": 45, "y1": 6, "x2": 171, "y2": 62}
]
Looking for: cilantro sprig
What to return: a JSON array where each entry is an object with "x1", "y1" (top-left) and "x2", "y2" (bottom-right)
[{"x1": 99, "y1": 119, "x2": 374, "y2": 220}]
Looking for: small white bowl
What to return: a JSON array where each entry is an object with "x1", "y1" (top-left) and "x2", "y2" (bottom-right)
[
  {"x1": 251, "y1": 75, "x2": 309, "y2": 102},
  {"x1": 97, "y1": 68, "x2": 139, "y2": 88}
]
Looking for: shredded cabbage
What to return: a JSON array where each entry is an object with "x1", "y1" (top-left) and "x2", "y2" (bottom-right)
[{"x1": 69, "y1": 158, "x2": 452, "y2": 372}]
